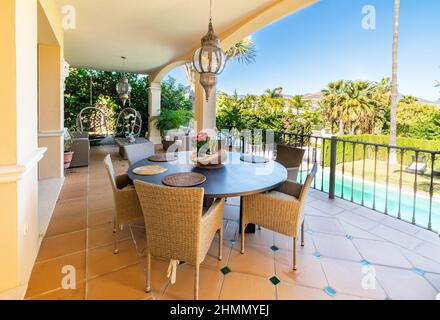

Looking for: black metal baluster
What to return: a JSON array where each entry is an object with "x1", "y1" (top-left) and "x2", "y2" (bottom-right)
[
  {"x1": 428, "y1": 153, "x2": 435, "y2": 231},
  {"x1": 351, "y1": 142, "x2": 356, "y2": 202},
  {"x1": 313, "y1": 136, "x2": 318, "y2": 189},
  {"x1": 412, "y1": 151, "x2": 419, "y2": 225},
  {"x1": 385, "y1": 147, "x2": 390, "y2": 215},
  {"x1": 321, "y1": 138, "x2": 326, "y2": 192},
  {"x1": 373, "y1": 146, "x2": 378, "y2": 211},
  {"x1": 398, "y1": 149, "x2": 404, "y2": 220},
  {"x1": 361, "y1": 144, "x2": 366, "y2": 206},
  {"x1": 341, "y1": 141, "x2": 346, "y2": 199}
]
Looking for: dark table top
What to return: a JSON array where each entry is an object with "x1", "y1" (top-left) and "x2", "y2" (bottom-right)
[{"x1": 128, "y1": 152, "x2": 288, "y2": 198}]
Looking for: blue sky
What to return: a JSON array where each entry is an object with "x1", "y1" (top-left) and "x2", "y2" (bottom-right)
[{"x1": 168, "y1": 0, "x2": 440, "y2": 101}]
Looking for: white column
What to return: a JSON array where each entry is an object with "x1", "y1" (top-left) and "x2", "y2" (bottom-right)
[
  {"x1": 203, "y1": 87, "x2": 217, "y2": 130},
  {"x1": 194, "y1": 73, "x2": 217, "y2": 132},
  {"x1": 148, "y1": 82, "x2": 162, "y2": 145}
]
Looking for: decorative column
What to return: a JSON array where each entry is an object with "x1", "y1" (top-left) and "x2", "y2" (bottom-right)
[{"x1": 148, "y1": 82, "x2": 162, "y2": 145}]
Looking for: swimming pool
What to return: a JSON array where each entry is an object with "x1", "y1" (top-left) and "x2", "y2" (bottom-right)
[{"x1": 298, "y1": 168, "x2": 440, "y2": 232}]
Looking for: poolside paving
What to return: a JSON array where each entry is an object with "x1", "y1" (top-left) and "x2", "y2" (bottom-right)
[{"x1": 25, "y1": 145, "x2": 440, "y2": 300}]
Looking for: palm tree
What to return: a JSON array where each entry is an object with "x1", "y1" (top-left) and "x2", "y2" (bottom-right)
[
  {"x1": 225, "y1": 36, "x2": 257, "y2": 64},
  {"x1": 263, "y1": 87, "x2": 284, "y2": 99},
  {"x1": 288, "y1": 95, "x2": 310, "y2": 115},
  {"x1": 390, "y1": 0, "x2": 401, "y2": 164},
  {"x1": 322, "y1": 80, "x2": 346, "y2": 135},
  {"x1": 184, "y1": 37, "x2": 257, "y2": 103}
]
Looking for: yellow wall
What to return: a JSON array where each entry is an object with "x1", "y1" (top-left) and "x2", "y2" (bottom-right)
[
  {"x1": 38, "y1": 44, "x2": 63, "y2": 179},
  {"x1": 0, "y1": 0, "x2": 17, "y2": 166}
]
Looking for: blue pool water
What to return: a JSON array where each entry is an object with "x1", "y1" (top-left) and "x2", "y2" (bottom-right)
[{"x1": 298, "y1": 168, "x2": 440, "y2": 232}]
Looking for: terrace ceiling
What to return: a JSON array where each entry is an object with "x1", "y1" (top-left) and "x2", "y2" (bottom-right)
[{"x1": 54, "y1": 0, "x2": 318, "y2": 77}]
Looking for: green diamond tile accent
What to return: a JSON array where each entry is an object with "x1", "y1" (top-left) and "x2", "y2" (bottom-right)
[
  {"x1": 269, "y1": 276, "x2": 281, "y2": 286},
  {"x1": 270, "y1": 245, "x2": 279, "y2": 252},
  {"x1": 221, "y1": 267, "x2": 231, "y2": 275}
]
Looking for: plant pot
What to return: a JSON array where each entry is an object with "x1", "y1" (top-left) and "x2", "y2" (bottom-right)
[{"x1": 64, "y1": 151, "x2": 74, "y2": 169}]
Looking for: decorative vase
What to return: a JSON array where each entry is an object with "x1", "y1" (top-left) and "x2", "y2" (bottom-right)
[
  {"x1": 64, "y1": 151, "x2": 74, "y2": 169},
  {"x1": 192, "y1": 140, "x2": 227, "y2": 169}
]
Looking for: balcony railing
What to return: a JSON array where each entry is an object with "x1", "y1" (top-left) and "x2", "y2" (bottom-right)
[{"x1": 227, "y1": 128, "x2": 440, "y2": 234}]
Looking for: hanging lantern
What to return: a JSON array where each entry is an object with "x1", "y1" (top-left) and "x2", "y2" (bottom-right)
[
  {"x1": 116, "y1": 72, "x2": 132, "y2": 106},
  {"x1": 192, "y1": 0, "x2": 226, "y2": 101}
]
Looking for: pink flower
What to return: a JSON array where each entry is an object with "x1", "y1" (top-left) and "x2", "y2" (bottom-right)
[{"x1": 196, "y1": 133, "x2": 208, "y2": 142}]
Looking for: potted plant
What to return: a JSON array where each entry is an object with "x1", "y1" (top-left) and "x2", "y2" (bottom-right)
[
  {"x1": 64, "y1": 129, "x2": 75, "y2": 169},
  {"x1": 153, "y1": 109, "x2": 193, "y2": 150}
]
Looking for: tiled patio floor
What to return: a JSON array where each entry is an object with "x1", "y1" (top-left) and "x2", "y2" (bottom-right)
[{"x1": 25, "y1": 145, "x2": 440, "y2": 300}]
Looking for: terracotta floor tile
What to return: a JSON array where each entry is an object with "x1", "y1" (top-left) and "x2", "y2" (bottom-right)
[
  {"x1": 220, "y1": 273, "x2": 276, "y2": 300},
  {"x1": 375, "y1": 265, "x2": 438, "y2": 300},
  {"x1": 425, "y1": 273, "x2": 440, "y2": 292},
  {"x1": 88, "y1": 222, "x2": 131, "y2": 250},
  {"x1": 308, "y1": 200, "x2": 345, "y2": 216},
  {"x1": 275, "y1": 251, "x2": 328, "y2": 289},
  {"x1": 26, "y1": 251, "x2": 86, "y2": 298},
  {"x1": 87, "y1": 264, "x2": 151, "y2": 300},
  {"x1": 201, "y1": 239, "x2": 233, "y2": 271},
  {"x1": 161, "y1": 264, "x2": 223, "y2": 300},
  {"x1": 320, "y1": 258, "x2": 387, "y2": 300},
  {"x1": 87, "y1": 239, "x2": 140, "y2": 278},
  {"x1": 45, "y1": 201, "x2": 87, "y2": 237},
  {"x1": 241, "y1": 227, "x2": 274, "y2": 248},
  {"x1": 416, "y1": 242, "x2": 440, "y2": 264},
  {"x1": 312, "y1": 233, "x2": 362, "y2": 261},
  {"x1": 29, "y1": 282, "x2": 85, "y2": 300},
  {"x1": 338, "y1": 211, "x2": 379, "y2": 231},
  {"x1": 228, "y1": 245, "x2": 275, "y2": 278},
  {"x1": 277, "y1": 282, "x2": 331, "y2": 300},
  {"x1": 307, "y1": 216, "x2": 346, "y2": 236},
  {"x1": 352, "y1": 238, "x2": 412, "y2": 269},
  {"x1": 369, "y1": 225, "x2": 422, "y2": 250},
  {"x1": 88, "y1": 210, "x2": 114, "y2": 228},
  {"x1": 36, "y1": 231, "x2": 86, "y2": 262}
]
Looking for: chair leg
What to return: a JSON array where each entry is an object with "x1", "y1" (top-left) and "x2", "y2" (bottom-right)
[
  {"x1": 218, "y1": 228, "x2": 223, "y2": 261},
  {"x1": 301, "y1": 222, "x2": 305, "y2": 247},
  {"x1": 194, "y1": 264, "x2": 200, "y2": 300},
  {"x1": 293, "y1": 237, "x2": 298, "y2": 271},
  {"x1": 240, "y1": 223, "x2": 246, "y2": 254},
  {"x1": 113, "y1": 217, "x2": 117, "y2": 234},
  {"x1": 114, "y1": 224, "x2": 119, "y2": 254},
  {"x1": 145, "y1": 253, "x2": 151, "y2": 293}
]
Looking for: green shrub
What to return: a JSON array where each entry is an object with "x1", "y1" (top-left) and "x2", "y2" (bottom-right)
[
  {"x1": 323, "y1": 135, "x2": 440, "y2": 168},
  {"x1": 153, "y1": 109, "x2": 193, "y2": 135}
]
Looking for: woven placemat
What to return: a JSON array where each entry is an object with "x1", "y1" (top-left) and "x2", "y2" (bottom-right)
[
  {"x1": 162, "y1": 172, "x2": 206, "y2": 187},
  {"x1": 133, "y1": 165, "x2": 168, "y2": 176},
  {"x1": 148, "y1": 154, "x2": 178, "y2": 162},
  {"x1": 240, "y1": 154, "x2": 269, "y2": 164}
]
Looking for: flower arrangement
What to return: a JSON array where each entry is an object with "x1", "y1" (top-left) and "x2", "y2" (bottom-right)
[{"x1": 193, "y1": 130, "x2": 226, "y2": 168}]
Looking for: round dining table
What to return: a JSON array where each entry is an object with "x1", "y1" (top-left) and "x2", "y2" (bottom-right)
[{"x1": 128, "y1": 151, "x2": 288, "y2": 233}]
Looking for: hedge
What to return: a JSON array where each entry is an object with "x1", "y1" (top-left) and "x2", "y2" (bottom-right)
[{"x1": 322, "y1": 135, "x2": 440, "y2": 168}]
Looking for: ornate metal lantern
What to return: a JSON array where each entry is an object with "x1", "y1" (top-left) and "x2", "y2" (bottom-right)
[
  {"x1": 116, "y1": 73, "x2": 132, "y2": 106},
  {"x1": 116, "y1": 57, "x2": 132, "y2": 106},
  {"x1": 192, "y1": 0, "x2": 226, "y2": 101}
]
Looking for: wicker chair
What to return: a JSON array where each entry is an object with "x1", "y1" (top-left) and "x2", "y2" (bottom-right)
[
  {"x1": 133, "y1": 180, "x2": 224, "y2": 300},
  {"x1": 276, "y1": 145, "x2": 305, "y2": 182},
  {"x1": 104, "y1": 155, "x2": 143, "y2": 254},
  {"x1": 241, "y1": 164, "x2": 318, "y2": 271}
]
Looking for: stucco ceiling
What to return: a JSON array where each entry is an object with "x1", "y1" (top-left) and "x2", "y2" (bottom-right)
[{"x1": 54, "y1": 0, "x2": 278, "y2": 74}]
